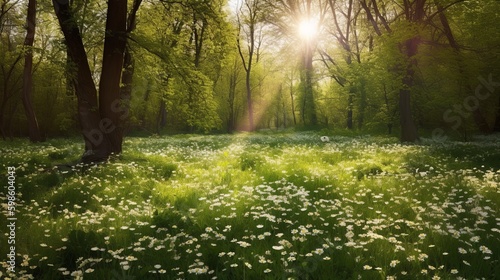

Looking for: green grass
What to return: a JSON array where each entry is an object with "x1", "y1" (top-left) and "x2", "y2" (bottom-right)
[{"x1": 0, "y1": 132, "x2": 499, "y2": 279}]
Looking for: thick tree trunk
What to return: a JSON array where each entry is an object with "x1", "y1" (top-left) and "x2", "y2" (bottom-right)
[
  {"x1": 21, "y1": 0, "x2": 43, "y2": 142},
  {"x1": 65, "y1": 58, "x2": 74, "y2": 96},
  {"x1": 399, "y1": 37, "x2": 420, "y2": 142},
  {"x1": 53, "y1": 0, "x2": 108, "y2": 161},
  {"x1": 399, "y1": 87, "x2": 419, "y2": 142},
  {"x1": 54, "y1": 0, "x2": 136, "y2": 162},
  {"x1": 397, "y1": 0, "x2": 426, "y2": 142},
  {"x1": 98, "y1": 0, "x2": 127, "y2": 155}
]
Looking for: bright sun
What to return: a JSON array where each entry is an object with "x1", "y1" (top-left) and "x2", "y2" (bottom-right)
[{"x1": 298, "y1": 18, "x2": 319, "y2": 41}]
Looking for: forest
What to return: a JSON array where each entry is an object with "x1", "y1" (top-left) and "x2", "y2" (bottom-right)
[
  {"x1": 0, "y1": 0, "x2": 499, "y2": 151},
  {"x1": 0, "y1": 0, "x2": 500, "y2": 279}
]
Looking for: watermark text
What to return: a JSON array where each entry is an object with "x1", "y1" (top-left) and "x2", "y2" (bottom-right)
[{"x1": 6, "y1": 167, "x2": 17, "y2": 273}]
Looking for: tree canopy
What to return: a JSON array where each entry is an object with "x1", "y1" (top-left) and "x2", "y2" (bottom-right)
[{"x1": 1, "y1": 0, "x2": 499, "y2": 152}]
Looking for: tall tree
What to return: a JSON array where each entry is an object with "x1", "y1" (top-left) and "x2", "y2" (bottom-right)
[
  {"x1": 53, "y1": 0, "x2": 137, "y2": 162},
  {"x1": 360, "y1": 0, "x2": 421, "y2": 142},
  {"x1": 226, "y1": 57, "x2": 242, "y2": 132},
  {"x1": 398, "y1": 0, "x2": 423, "y2": 142},
  {"x1": 97, "y1": 0, "x2": 127, "y2": 154},
  {"x1": 21, "y1": 0, "x2": 43, "y2": 142},
  {"x1": 0, "y1": 0, "x2": 22, "y2": 140},
  {"x1": 264, "y1": 0, "x2": 327, "y2": 126},
  {"x1": 236, "y1": 0, "x2": 264, "y2": 131},
  {"x1": 53, "y1": 0, "x2": 106, "y2": 161},
  {"x1": 298, "y1": 0, "x2": 318, "y2": 126},
  {"x1": 324, "y1": 0, "x2": 366, "y2": 129},
  {"x1": 433, "y1": 0, "x2": 490, "y2": 134}
]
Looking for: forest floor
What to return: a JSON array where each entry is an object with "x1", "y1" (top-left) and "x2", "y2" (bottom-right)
[{"x1": 0, "y1": 132, "x2": 499, "y2": 279}]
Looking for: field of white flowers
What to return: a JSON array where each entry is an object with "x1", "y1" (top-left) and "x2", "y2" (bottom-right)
[{"x1": 1, "y1": 132, "x2": 499, "y2": 279}]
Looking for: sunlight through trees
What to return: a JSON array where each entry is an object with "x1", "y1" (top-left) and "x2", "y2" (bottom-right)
[
  {"x1": 297, "y1": 17, "x2": 319, "y2": 41},
  {"x1": 1, "y1": 1, "x2": 500, "y2": 278},
  {"x1": 0, "y1": 0, "x2": 499, "y2": 148}
]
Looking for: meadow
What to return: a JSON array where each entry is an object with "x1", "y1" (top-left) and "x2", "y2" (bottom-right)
[{"x1": 0, "y1": 132, "x2": 499, "y2": 280}]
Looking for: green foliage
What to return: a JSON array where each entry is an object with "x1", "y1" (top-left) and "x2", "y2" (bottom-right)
[
  {"x1": 1, "y1": 0, "x2": 499, "y2": 138},
  {"x1": 239, "y1": 151, "x2": 263, "y2": 170},
  {"x1": 128, "y1": 0, "x2": 230, "y2": 133}
]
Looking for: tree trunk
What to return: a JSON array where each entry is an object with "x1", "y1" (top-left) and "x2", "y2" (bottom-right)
[
  {"x1": 301, "y1": 44, "x2": 317, "y2": 126},
  {"x1": 98, "y1": 0, "x2": 127, "y2": 155},
  {"x1": 361, "y1": 0, "x2": 421, "y2": 142},
  {"x1": 357, "y1": 90, "x2": 367, "y2": 129},
  {"x1": 53, "y1": 0, "x2": 108, "y2": 161},
  {"x1": 282, "y1": 98, "x2": 287, "y2": 128},
  {"x1": 236, "y1": 2, "x2": 258, "y2": 131},
  {"x1": 383, "y1": 84, "x2": 394, "y2": 134},
  {"x1": 399, "y1": 36, "x2": 420, "y2": 142},
  {"x1": 397, "y1": 0, "x2": 425, "y2": 143},
  {"x1": 140, "y1": 80, "x2": 151, "y2": 130},
  {"x1": 228, "y1": 64, "x2": 238, "y2": 132},
  {"x1": 157, "y1": 99, "x2": 167, "y2": 134},
  {"x1": 290, "y1": 78, "x2": 297, "y2": 126},
  {"x1": 399, "y1": 86, "x2": 419, "y2": 141},
  {"x1": 53, "y1": 0, "x2": 133, "y2": 162},
  {"x1": 65, "y1": 46, "x2": 75, "y2": 96},
  {"x1": 245, "y1": 70, "x2": 254, "y2": 130},
  {"x1": 21, "y1": 0, "x2": 43, "y2": 142}
]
